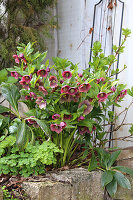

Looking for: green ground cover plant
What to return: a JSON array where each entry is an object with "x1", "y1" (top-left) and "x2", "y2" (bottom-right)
[{"x1": 0, "y1": 28, "x2": 133, "y2": 198}]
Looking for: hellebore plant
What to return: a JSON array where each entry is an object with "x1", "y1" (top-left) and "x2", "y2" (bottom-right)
[{"x1": 0, "y1": 29, "x2": 133, "y2": 170}]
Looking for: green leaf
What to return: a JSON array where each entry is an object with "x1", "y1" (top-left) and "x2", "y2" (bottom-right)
[
  {"x1": 113, "y1": 166, "x2": 133, "y2": 176},
  {"x1": 114, "y1": 171, "x2": 131, "y2": 189},
  {"x1": 106, "y1": 177, "x2": 117, "y2": 197},
  {"x1": 0, "y1": 119, "x2": 3, "y2": 127},
  {"x1": 1, "y1": 83, "x2": 20, "y2": 112},
  {"x1": 33, "y1": 119, "x2": 51, "y2": 137},
  {"x1": 7, "y1": 76, "x2": 18, "y2": 84},
  {"x1": 101, "y1": 170, "x2": 114, "y2": 187},
  {"x1": 88, "y1": 151, "x2": 98, "y2": 171},
  {"x1": 0, "y1": 69, "x2": 8, "y2": 84},
  {"x1": 0, "y1": 105, "x2": 11, "y2": 114},
  {"x1": 16, "y1": 120, "x2": 28, "y2": 150},
  {"x1": 107, "y1": 150, "x2": 121, "y2": 168},
  {"x1": 9, "y1": 123, "x2": 19, "y2": 134}
]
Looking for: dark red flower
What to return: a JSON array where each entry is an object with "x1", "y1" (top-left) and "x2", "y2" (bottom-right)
[
  {"x1": 38, "y1": 86, "x2": 48, "y2": 96},
  {"x1": 11, "y1": 71, "x2": 20, "y2": 79},
  {"x1": 110, "y1": 86, "x2": 116, "y2": 92},
  {"x1": 92, "y1": 125, "x2": 96, "y2": 131},
  {"x1": 71, "y1": 92, "x2": 81, "y2": 102},
  {"x1": 46, "y1": 67, "x2": 50, "y2": 72},
  {"x1": 13, "y1": 55, "x2": 20, "y2": 64},
  {"x1": 60, "y1": 79, "x2": 64, "y2": 84},
  {"x1": 19, "y1": 80, "x2": 31, "y2": 89},
  {"x1": 50, "y1": 124, "x2": 63, "y2": 134},
  {"x1": 61, "y1": 85, "x2": 70, "y2": 93},
  {"x1": 60, "y1": 94, "x2": 71, "y2": 103},
  {"x1": 18, "y1": 54, "x2": 24, "y2": 59},
  {"x1": 120, "y1": 89, "x2": 127, "y2": 97},
  {"x1": 21, "y1": 75, "x2": 32, "y2": 83},
  {"x1": 22, "y1": 58, "x2": 27, "y2": 65},
  {"x1": 52, "y1": 114, "x2": 60, "y2": 120},
  {"x1": 49, "y1": 76, "x2": 58, "y2": 88},
  {"x1": 25, "y1": 95, "x2": 31, "y2": 100},
  {"x1": 62, "y1": 71, "x2": 72, "y2": 80},
  {"x1": 78, "y1": 100, "x2": 93, "y2": 115},
  {"x1": 97, "y1": 92, "x2": 108, "y2": 102},
  {"x1": 29, "y1": 92, "x2": 37, "y2": 99},
  {"x1": 77, "y1": 116, "x2": 85, "y2": 121},
  {"x1": 36, "y1": 97, "x2": 46, "y2": 109},
  {"x1": 60, "y1": 122, "x2": 67, "y2": 128},
  {"x1": 79, "y1": 126, "x2": 88, "y2": 135},
  {"x1": 96, "y1": 77, "x2": 105, "y2": 84},
  {"x1": 27, "y1": 116, "x2": 36, "y2": 124},
  {"x1": 37, "y1": 69, "x2": 48, "y2": 78},
  {"x1": 63, "y1": 114, "x2": 72, "y2": 120},
  {"x1": 78, "y1": 73, "x2": 83, "y2": 77},
  {"x1": 79, "y1": 83, "x2": 91, "y2": 93},
  {"x1": 35, "y1": 79, "x2": 43, "y2": 89},
  {"x1": 68, "y1": 87, "x2": 78, "y2": 95},
  {"x1": 115, "y1": 89, "x2": 127, "y2": 102}
]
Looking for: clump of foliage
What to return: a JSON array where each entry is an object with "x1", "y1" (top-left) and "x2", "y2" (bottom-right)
[
  {"x1": 2, "y1": 185, "x2": 18, "y2": 200},
  {"x1": 0, "y1": 135, "x2": 62, "y2": 177},
  {"x1": 0, "y1": 28, "x2": 133, "y2": 198},
  {"x1": 88, "y1": 148, "x2": 133, "y2": 198},
  {"x1": 0, "y1": 0, "x2": 56, "y2": 69}
]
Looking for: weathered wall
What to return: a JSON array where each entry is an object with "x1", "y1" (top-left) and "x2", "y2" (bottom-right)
[{"x1": 22, "y1": 168, "x2": 133, "y2": 200}]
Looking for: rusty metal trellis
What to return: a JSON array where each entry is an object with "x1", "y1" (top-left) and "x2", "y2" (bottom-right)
[{"x1": 89, "y1": 0, "x2": 124, "y2": 147}]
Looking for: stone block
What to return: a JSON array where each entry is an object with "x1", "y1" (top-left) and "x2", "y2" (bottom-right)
[
  {"x1": 22, "y1": 168, "x2": 133, "y2": 200},
  {"x1": 23, "y1": 168, "x2": 104, "y2": 200}
]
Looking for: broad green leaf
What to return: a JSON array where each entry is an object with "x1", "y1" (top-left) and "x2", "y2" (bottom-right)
[
  {"x1": 33, "y1": 119, "x2": 51, "y2": 137},
  {"x1": 106, "y1": 177, "x2": 117, "y2": 197},
  {"x1": 7, "y1": 76, "x2": 18, "y2": 84},
  {"x1": 0, "y1": 119, "x2": 3, "y2": 127},
  {"x1": 9, "y1": 123, "x2": 19, "y2": 134},
  {"x1": 0, "y1": 105, "x2": 11, "y2": 114},
  {"x1": 107, "y1": 150, "x2": 121, "y2": 168},
  {"x1": 88, "y1": 151, "x2": 98, "y2": 171},
  {"x1": 16, "y1": 120, "x2": 28, "y2": 150},
  {"x1": 113, "y1": 166, "x2": 133, "y2": 176},
  {"x1": 114, "y1": 171, "x2": 131, "y2": 189},
  {"x1": 127, "y1": 88, "x2": 133, "y2": 97},
  {"x1": 0, "y1": 69, "x2": 8, "y2": 84},
  {"x1": 1, "y1": 83, "x2": 20, "y2": 112},
  {"x1": 101, "y1": 170, "x2": 113, "y2": 187}
]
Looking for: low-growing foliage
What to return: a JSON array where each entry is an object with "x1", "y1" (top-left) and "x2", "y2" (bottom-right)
[{"x1": 0, "y1": 136, "x2": 62, "y2": 177}]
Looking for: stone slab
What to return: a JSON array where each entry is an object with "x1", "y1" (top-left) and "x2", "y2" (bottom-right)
[
  {"x1": 22, "y1": 168, "x2": 133, "y2": 200},
  {"x1": 23, "y1": 168, "x2": 104, "y2": 200}
]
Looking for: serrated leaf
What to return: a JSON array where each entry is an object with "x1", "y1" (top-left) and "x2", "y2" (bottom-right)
[
  {"x1": 9, "y1": 123, "x2": 18, "y2": 134},
  {"x1": 114, "y1": 171, "x2": 131, "y2": 189},
  {"x1": 33, "y1": 118, "x2": 51, "y2": 137},
  {"x1": 0, "y1": 69, "x2": 8, "y2": 84},
  {"x1": 88, "y1": 151, "x2": 98, "y2": 171},
  {"x1": 113, "y1": 166, "x2": 133, "y2": 176},
  {"x1": 16, "y1": 120, "x2": 28, "y2": 150},
  {"x1": 106, "y1": 177, "x2": 117, "y2": 197},
  {"x1": 107, "y1": 150, "x2": 121, "y2": 168},
  {"x1": 7, "y1": 76, "x2": 18, "y2": 84},
  {"x1": 127, "y1": 88, "x2": 133, "y2": 97},
  {"x1": 101, "y1": 170, "x2": 113, "y2": 187},
  {"x1": 1, "y1": 83, "x2": 20, "y2": 112},
  {"x1": 0, "y1": 105, "x2": 11, "y2": 114}
]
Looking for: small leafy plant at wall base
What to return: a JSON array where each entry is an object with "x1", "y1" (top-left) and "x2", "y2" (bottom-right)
[
  {"x1": 2, "y1": 186, "x2": 18, "y2": 200},
  {"x1": 88, "y1": 149, "x2": 133, "y2": 197}
]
